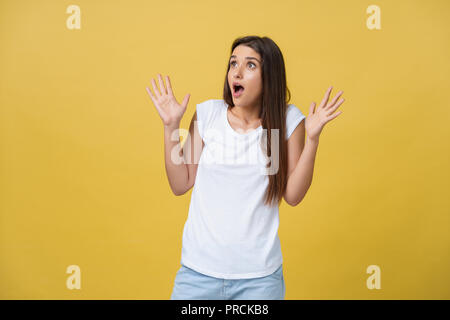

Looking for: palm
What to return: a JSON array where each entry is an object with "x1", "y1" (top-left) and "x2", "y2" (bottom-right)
[
  {"x1": 305, "y1": 86, "x2": 345, "y2": 141},
  {"x1": 146, "y1": 74, "x2": 190, "y2": 127}
]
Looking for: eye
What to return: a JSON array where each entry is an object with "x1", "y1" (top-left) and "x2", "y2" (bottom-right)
[{"x1": 229, "y1": 60, "x2": 257, "y2": 69}]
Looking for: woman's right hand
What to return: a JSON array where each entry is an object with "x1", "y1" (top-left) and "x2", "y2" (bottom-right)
[{"x1": 146, "y1": 74, "x2": 190, "y2": 128}]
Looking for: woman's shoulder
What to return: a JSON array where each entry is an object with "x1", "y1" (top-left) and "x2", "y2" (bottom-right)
[
  {"x1": 285, "y1": 103, "x2": 306, "y2": 139},
  {"x1": 197, "y1": 98, "x2": 226, "y2": 109},
  {"x1": 286, "y1": 103, "x2": 304, "y2": 117},
  {"x1": 195, "y1": 99, "x2": 226, "y2": 139},
  {"x1": 196, "y1": 99, "x2": 226, "y2": 118}
]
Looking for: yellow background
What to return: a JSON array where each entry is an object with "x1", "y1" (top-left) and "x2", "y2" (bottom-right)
[{"x1": 1, "y1": 0, "x2": 449, "y2": 299}]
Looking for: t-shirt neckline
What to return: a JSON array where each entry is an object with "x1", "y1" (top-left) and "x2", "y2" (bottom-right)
[{"x1": 224, "y1": 103, "x2": 262, "y2": 137}]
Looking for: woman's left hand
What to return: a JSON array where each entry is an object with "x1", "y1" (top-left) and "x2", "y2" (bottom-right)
[{"x1": 305, "y1": 86, "x2": 345, "y2": 142}]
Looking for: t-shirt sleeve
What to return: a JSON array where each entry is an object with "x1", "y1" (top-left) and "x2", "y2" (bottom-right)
[
  {"x1": 195, "y1": 99, "x2": 216, "y2": 140},
  {"x1": 286, "y1": 104, "x2": 306, "y2": 139}
]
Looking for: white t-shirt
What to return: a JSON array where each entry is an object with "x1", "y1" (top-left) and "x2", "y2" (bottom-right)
[{"x1": 179, "y1": 99, "x2": 306, "y2": 279}]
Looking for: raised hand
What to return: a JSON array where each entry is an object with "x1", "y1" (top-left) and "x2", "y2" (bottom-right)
[
  {"x1": 305, "y1": 86, "x2": 344, "y2": 142},
  {"x1": 146, "y1": 74, "x2": 190, "y2": 127}
]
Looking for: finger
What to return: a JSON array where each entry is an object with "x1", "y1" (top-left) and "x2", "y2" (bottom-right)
[
  {"x1": 326, "y1": 90, "x2": 344, "y2": 110},
  {"x1": 181, "y1": 93, "x2": 191, "y2": 110},
  {"x1": 326, "y1": 110, "x2": 342, "y2": 123},
  {"x1": 146, "y1": 86, "x2": 156, "y2": 103},
  {"x1": 146, "y1": 86, "x2": 164, "y2": 115},
  {"x1": 319, "y1": 86, "x2": 333, "y2": 109},
  {"x1": 166, "y1": 75, "x2": 174, "y2": 97},
  {"x1": 152, "y1": 78, "x2": 161, "y2": 97},
  {"x1": 309, "y1": 101, "x2": 316, "y2": 115},
  {"x1": 158, "y1": 73, "x2": 167, "y2": 95},
  {"x1": 326, "y1": 98, "x2": 345, "y2": 115}
]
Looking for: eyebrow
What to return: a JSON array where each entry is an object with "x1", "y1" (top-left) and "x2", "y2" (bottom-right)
[{"x1": 229, "y1": 55, "x2": 261, "y2": 63}]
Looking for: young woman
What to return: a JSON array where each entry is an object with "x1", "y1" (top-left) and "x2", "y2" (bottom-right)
[{"x1": 146, "y1": 36, "x2": 344, "y2": 300}]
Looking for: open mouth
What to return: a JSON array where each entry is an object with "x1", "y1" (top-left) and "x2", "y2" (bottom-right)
[{"x1": 233, "y1": 84, "x2": 245, "y2": 94}]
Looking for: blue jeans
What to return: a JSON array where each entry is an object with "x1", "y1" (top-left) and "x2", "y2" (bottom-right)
[{"x1": 170, "y1": 264, "x2": 286, "y2": 300}]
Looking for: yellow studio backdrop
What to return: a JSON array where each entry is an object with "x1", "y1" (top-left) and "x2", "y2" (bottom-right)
[{"x1": 0, "y1": 0, "x2": 449, "y2": 299}]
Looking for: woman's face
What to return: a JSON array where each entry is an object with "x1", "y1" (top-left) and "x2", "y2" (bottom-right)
[{"x1": 227, "y1": 45, "x2": 263, "y2": 108}]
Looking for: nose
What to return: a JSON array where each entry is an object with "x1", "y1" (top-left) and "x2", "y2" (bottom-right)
[{"x1": 232, "y1": 63, "x2": 244, "y2": 79}]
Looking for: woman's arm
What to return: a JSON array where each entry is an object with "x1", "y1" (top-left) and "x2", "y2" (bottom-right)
[
  {"x1": 284, "y1": 86, "x2": 344, "y2": 206},
  {"x1": 163, "y1": 121, "x2": 189, "y2": 196},
  {"x1": 284, "y1": 124, "x2": 318, "y2": 206},
  {"x1": 163, "y1": 112, "x2": 204, "y2": 196},
  {"x1": 146, "y1": 74, "x2": 203, "y2": 196}
]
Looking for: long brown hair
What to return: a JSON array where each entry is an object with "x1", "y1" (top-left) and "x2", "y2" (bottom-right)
[{"x1": 223, "y1": 35, "x2": 291, "y2": 207}]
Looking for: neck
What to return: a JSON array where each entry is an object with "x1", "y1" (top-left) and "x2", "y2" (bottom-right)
[{"x1": 231, "y1": 102, "x2": 262, "y2": 125}]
